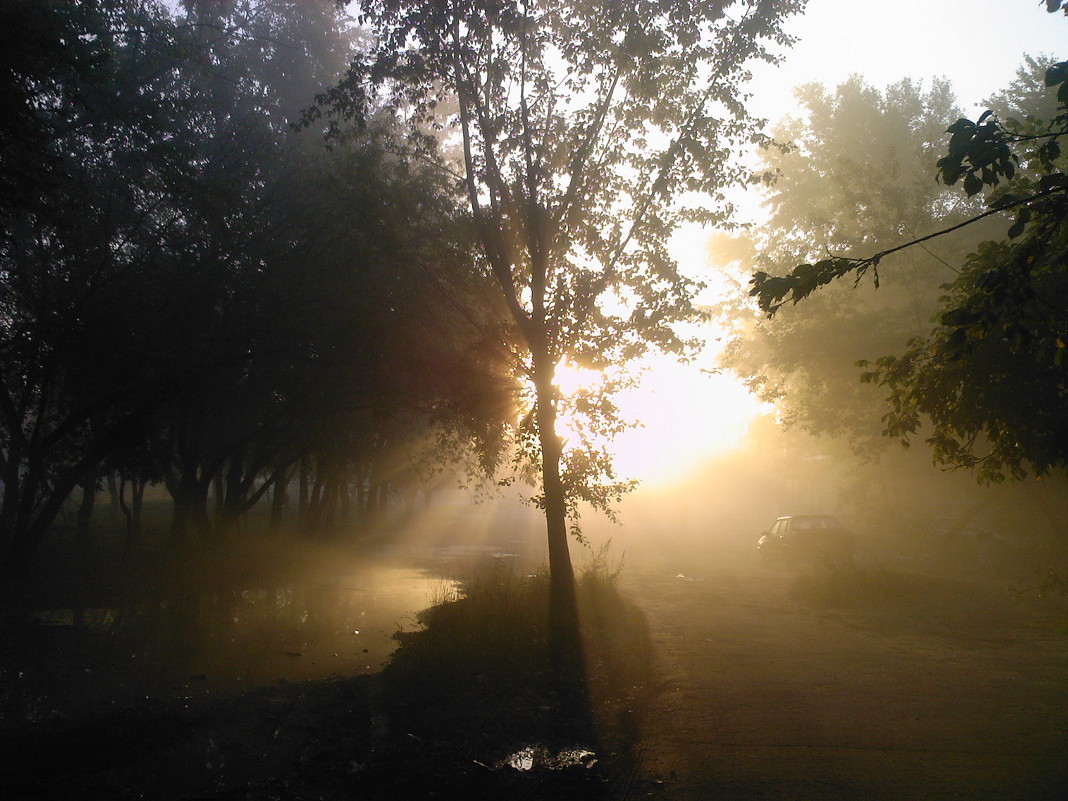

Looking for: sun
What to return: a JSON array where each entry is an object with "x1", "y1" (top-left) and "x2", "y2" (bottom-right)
[
  {"x1": 611, "y1": 356, "x2": 764, "y2": 485},
  {"x1": 553, "y1": 353, "x2": 765, "y2": 487}
]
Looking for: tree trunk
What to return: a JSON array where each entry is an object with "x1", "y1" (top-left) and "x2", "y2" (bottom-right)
[
  {"x1": 5, "y1": 464, "x2": 86, "y2": 572},
  {"x1": 269, "y1": 464, "x2": 290, "y2": 532},
  {"x1": 75, "y1": 467, "x2": 97, "y2": 546},
  {"x1": 321, "y1": 476, "x2": 338, "y2": 534},
  {"x1": 1, "y1": 444, "x2": 109, "y2": 573},
  {"x1": 305, "y1": 471, "x2": 324, "y2": 535},
  {"x1": 106, "y1": 472, "x2": 120, "y2": 520},
  {"x1": 0, "y1": 442, "x2": 23, "y2": 562},
  {"x1": 214, "y1": 458, "x2": 243, "y2": 538},
  {"x1": 170, "y1": 473, "x2": 212, "y2": 544},
  {"x1": 131, "y1": 475, "x2": 145, "y2": 538},
  {"x1": 118, "y1": 474, "x2": 136, "y2": 563},
  {"x1": 532, "y1": 358, "x2": 583, "y2": 685},
  {"x1": 298, "y1": 455, "x2": 310, "y2": 529}
]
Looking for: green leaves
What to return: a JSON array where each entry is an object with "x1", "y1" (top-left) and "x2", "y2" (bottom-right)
[
  {"x1": 1007, "y1": 206, "x2": 1031, "y2": 239},
  {"x1": 1045, "y1": 59, "x2": 1068, "y2": 105},
  {"x1": 1047, "y1": 61, "x2": 1068, "y2": 86},
  {"x1": 939, "y1": 307, "x2": 982, "y2": 328},
  {"x1": 936, "y1": 113, "x2": 1018, "y2": 193},
  {"x1": 750, "y1": 256, "x2": 869, "y2": 314},
  {"x1": 749, "y1": 1, "x2": 1068, "y2": 481},
  {"x1": 963, "y1": 171, "x2": 984, "y2": 197}
]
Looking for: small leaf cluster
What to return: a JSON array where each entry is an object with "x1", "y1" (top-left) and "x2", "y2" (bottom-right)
[
  {"x1": 751, "y1": 255, "x2": 873, "y2": 314},
  {"x1": 939, "y1": 59, "x2": 1067, "y2": 238},
  {"x1": 937, "y1": 112, "x2": 1019, "y2": 197}
]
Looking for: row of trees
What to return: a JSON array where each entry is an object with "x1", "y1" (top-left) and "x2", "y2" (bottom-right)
[
  {"x1": 0, "y1": 0, "x2": 520, "y2": 572},
  {"x1": 733, "y1": 26, "x2": 1067, "y2": 487},
  {"x1": 3, "y1": 0, "x2": 819, "y2": 683}
]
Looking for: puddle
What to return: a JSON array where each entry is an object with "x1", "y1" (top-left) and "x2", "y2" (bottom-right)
[
  {"x1": 502, "y1": 745, "x2": 598, "y2": 771},
  {"x1": 1, "y1": 565, "x2": 452, "y2": 721}
]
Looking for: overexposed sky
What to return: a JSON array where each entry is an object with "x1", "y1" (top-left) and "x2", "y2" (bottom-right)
[{"x1": 748, "y1": 0, "x2": 1065, "y2": 120}]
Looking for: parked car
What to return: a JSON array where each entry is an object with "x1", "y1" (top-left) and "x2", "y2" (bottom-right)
[{"x1": 757, "y1": 515, "x2": 855, "y2": 567}]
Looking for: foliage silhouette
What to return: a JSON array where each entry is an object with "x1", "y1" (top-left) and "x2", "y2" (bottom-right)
[{"x1": 0, "y1": 1, "x2": 518, "y2": 569}]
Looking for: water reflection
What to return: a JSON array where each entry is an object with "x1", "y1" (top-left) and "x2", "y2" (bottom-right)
[
  {"x1": 503, "y1": 745, "x2": 599, "y2": 771},
  {"x1": 3, "y1": 565, "x2": 450, "y2": 722}
]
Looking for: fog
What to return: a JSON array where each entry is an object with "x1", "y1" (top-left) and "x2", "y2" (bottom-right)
[
  {"x1": 10, "y1": 408, "x2": 1066, "y2": 699},
  {"x1": 4, "y1": 422, "x2": 1068, "y2": 798},
  {"x1": 4, "y1": 0, "x2": 1066, "y2": 797}
]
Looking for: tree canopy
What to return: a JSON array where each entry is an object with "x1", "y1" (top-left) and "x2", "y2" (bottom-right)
[
  {"x1": 749, "y1": 13, "x2": 1068, "y2": 481},
  {"x1": 0, "y1": 0, "x2": 516, "y2": 571},
  {"x1": 722, "y1": 76, "x2": 982, "y2": 450},
  {"x1": 316, "y1": 0, "x2": 805, "y2": 655}
]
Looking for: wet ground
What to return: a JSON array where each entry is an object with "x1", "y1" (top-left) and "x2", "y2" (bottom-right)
[
  {"x1": 2, "y1": 537, "x2": 1067, "y2": 799},
  {"x1": 624, "y1": 551, "x2": 1068, "y2": 800},
  {"x1": 0, "y1": 542, "x2": 451, "y2": 726},
  {"x1": 0, "y1": 538, "x2": 629, "y2": 801}
]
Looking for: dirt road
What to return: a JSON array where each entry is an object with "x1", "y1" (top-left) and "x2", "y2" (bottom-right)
[{"x1": 621, "y1": 558, "x2": 1068, "y2": 800}]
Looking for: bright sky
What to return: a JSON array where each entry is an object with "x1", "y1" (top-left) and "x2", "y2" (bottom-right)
[{"x1": 748, "y1": 0, "x2": 1065, "y2": 120}]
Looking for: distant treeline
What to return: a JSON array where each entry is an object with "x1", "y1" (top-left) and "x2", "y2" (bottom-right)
[{"x1": 0, "y1": 0, "x2": 518, "y2": 571}]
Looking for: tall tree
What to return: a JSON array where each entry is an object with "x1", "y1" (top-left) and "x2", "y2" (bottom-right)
[
  {"x1": 0, "y1": 0, "x2": 209, "y2": 570},
  {"x1": 723, "y1": 77, "x2": 986, "y2": 452},
  {"x1": 316, "y1": 0, "x2": 804, "y2": 660},
  {"x1": 751, "y1": 12, "x2": 1068, "y2": 481}
]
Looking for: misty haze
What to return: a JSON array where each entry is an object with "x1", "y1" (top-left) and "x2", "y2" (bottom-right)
[{"x1": 2, "y1": 1, "x2": 1067, "y2": 800}]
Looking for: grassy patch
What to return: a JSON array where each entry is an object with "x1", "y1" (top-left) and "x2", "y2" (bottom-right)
[{"x1": 366, "y1": 549, "x2": 656, "y2": 799}]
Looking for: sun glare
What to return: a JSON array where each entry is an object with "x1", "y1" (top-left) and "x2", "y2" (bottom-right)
[
  {"x1": 553, "y1": 355, "x2": 766, "y2": 488},
  {"x1": 612, "y1": 357, "x2": 764, "y2": 485},
  {"x1": 553, "y1": 360, "x2": 602, "y2": 398}
]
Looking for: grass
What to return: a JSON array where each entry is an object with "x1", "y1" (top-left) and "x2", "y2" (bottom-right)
[{"x1": 367, "y1": 546, "x2": 657, "y2": 799}]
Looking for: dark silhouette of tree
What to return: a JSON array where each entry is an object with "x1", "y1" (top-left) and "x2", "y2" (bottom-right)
[
  {"x1": 147, "y1": 1, "x2": 517, "y2": 543},
  {"x1": 0, "y1": 0, "x2": 211, "y2": 570},
  {"x1": 0, "y1": 0, "x2": 517, "y2": 569},
  {"x1": 315, "y1": 0, "x2": 804, "y2": 665}
]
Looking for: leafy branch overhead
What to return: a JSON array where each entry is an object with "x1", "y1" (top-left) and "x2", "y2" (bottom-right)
[
  {"x1": 748, "y1": 23, "x2": 1068, "y2": 481},
  {"x1": 750, "y1": 58, "x2": 1068, "y2": 316}
]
